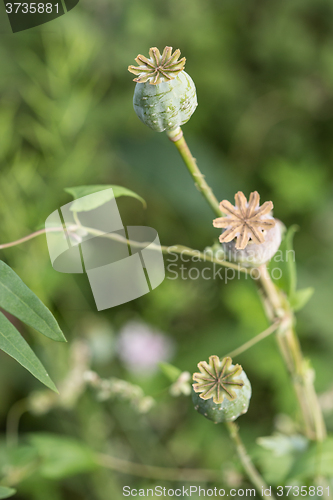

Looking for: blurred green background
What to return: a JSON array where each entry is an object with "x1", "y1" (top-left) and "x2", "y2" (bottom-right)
[{"x1": 1, "y1": 0, "x2": 333, "y2": 498}]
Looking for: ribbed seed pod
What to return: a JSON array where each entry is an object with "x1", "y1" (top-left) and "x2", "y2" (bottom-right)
[
  {"x1": 128, "y1": 46, "x2": 197, "y2": 133},
  {"x1": 221, "y1": 222, "x2": 283, "y2": 268},
  {"x1": 213, "y1": 191, "x2": 282, "y2": 267},
  {"x1": 192, "y1": 356, "x2": 251, "y2": 424}
]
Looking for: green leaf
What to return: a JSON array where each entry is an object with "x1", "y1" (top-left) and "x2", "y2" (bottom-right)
[
  {"x1": 0, "y1": 312, "x2": 57, "y2": 392},
  {"x1": 290, "y1": 287, "x2": 314, "y2": 312},
  {"x1": 0, "y1": 487, "x2": 16, "y2": 499},
  {"x1": 29, "y1": 433, "x2": 98, "y2": 479},
  {"x1": 64, "y1": 185, "x2": 146, "y2": 212},
  {"x1": 268, "y1": 228, "x2": 315, "y2": 311},
  {"x1": 268, "y1": 225, "x2": 298, "y2": 297},
  {"x1": 159, "y1": 362, "x2": 182, "y2": 382},
  {"x1": 0, "y1": 261, "x2": 66, "y2": 343}
]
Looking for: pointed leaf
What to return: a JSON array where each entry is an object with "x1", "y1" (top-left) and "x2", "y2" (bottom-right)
[
  {"x1": 64, "y1": 185, "x2": 146, "y2": 212},
  {"x1": 0, "y1": 312, "x2": 57, "y2": 392},
  {"x1": 0, "y1": 261, "x2": 66, "y2": 343},
  {"x1": 0, "y1": 487, "x2": 16, "y2": 499},
  {"x1": 290, "y1": 287, "x2": 314, "y2": 312}
]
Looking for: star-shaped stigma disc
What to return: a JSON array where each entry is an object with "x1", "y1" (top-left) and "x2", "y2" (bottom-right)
[
  {"x1": 193, "y1": 356, "x2": 244, "y2": 404},
  {"x1": 213, "y1": 191, "x2": 276, "y2": 250},
  {"x1": 128, "y1": 46, "x2": 186, "y2": 85}
]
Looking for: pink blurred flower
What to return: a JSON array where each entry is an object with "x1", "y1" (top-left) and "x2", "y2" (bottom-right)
[{"x1": 117, "y1": 321, "x2": 175, "y2": 375}]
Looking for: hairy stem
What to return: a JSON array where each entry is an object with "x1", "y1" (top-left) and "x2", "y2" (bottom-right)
[
  {"x1": 225, "y1": 422, "x2": 276, "y2": 499},
  {"x1": 167, "y1": 127, "x2": 222, "y2": 217}
]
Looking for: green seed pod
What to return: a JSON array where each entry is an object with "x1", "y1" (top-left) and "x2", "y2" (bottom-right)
[
  {"x1": 128, "y1": 46, "x2": 197, "y2": 133},
  {"x1": 192, "y1": 356, "x2": 251, "y2": 424}
]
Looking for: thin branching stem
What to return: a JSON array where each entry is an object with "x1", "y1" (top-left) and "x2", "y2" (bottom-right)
[
  {"x1": 225, "y1": 320, "x2": 282, "y2": 359},
  {"x1": 225, "y1": 422, "x2": 276, "y2": 499},
  {"x1": 0, "y1": 228, "x2": 63, "y2": 249},
  {"x1": 0, "y1": 225, "x2": 249, "y2": 274}
]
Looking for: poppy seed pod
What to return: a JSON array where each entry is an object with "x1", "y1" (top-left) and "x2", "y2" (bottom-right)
[
  {"x1": 192, "y1": 356, "x2": 252, "y2": 424},
  {"x1": 221, "y1": 222, "x2": 283, "y2": 268},
  {"x1": 213, "y1": 191, "x2": 282, "y2": 267},
  {"x1": 128, "y1": 46, "x2": 197, "y2": 133}
]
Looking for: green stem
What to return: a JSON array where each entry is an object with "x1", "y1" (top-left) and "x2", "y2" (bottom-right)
[
  {"x1": 167, "y1": 127, "x2": 222, "y2": 217},
  {"x1": 225, "y1": 320, "x2": 281, "y2": 359},
  {"x1": 225, "y1": 421, "x2": 276, "y2": 499},
  {"x1": 257, "y1": 265, "x2": 326, "y2": 442}
]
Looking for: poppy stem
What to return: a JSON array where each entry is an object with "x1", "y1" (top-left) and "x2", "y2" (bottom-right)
[{"x1": 167, "y1": 127, "x2": 222, "y2": 217}]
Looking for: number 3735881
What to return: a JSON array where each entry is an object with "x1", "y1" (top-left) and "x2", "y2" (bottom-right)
[{"x1": 5, "y1": 3, "x2": 59, "y2": 14}]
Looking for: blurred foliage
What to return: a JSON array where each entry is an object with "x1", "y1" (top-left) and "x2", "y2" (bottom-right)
[{"x1": 1, "y1": 0, "x2": 333, "y2": 498}]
